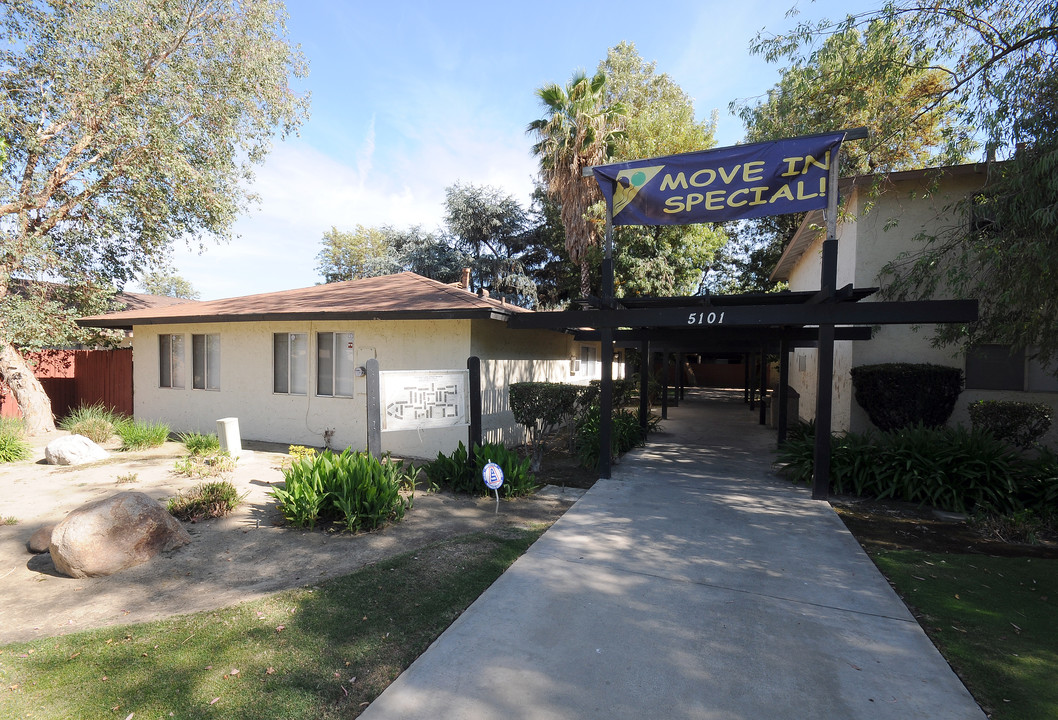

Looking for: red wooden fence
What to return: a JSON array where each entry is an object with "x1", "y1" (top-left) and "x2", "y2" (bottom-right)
[{"x1": 0, "y1": 349, "x2": 133, "y2": 420}]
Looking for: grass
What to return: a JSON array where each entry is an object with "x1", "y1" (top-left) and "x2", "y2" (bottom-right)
[
  {"x1": 180, "y1": 431, "x2": 222, "y2": 456},
  {"x1": 0, "y1": 417, "x2": 31, "y2": 463},
  {"x1": 0, "y1": 528, "x2": 543, "y2": 719},
  {"x1": 58, "y1": 403, "x2": 122, "y2": 445},
  {"x1": 871, "y1": 550, "x2": 1058, "y2": 720},
  {"x1": 173, "y1": 452, "x2": 237, "y2": 479},
  {"x1": 1, "y1": 516, "x2": 17, "y2": 525},
  {"x1": 114, "y1": 419, "x2": 170, "y2": 451},
  {"x1": 167, "y1": 481, "x2": 244, "y2": 521}
]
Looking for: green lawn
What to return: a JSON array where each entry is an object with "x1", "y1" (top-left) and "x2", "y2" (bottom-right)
[
  {"x1": 0, "y1": 528, "x2": 544, "y2": 719},
  {"x1": 871, "y1": 550, "x2": 1058, "y2": 720}
]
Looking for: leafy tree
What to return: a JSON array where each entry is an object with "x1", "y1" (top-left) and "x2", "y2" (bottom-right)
[
  {"x1": 713, "y1": 16, "x2": 976, "y2": 293},
  {"x1": 140, "y1": 269, "x2": 201, "y2": 300},
  {"x1": 316, "y1": 224, "x2": 469, "y2": 286},
  {"x1": 520, "y1": 183, "x2": 584, "y2": 309},
  {"x1": 316, "y1": 225, "x2": 401, "y2": 282},
  {"x1": 767, "y1": 1, "x2": 1058, "y2": 364},
  {"x1": 528, "y1": 70, "x2": 624, "y2": 298},
  {"x1": 387, "y1": 226, "x2": 467, "y2": 284},
  {"x1": 442, "y1": 182, "x2": 536, "y2": 304},
  {"x1": 600, "y1": 42, "x2": 727, "y2": 298},
  {"x1": 0, "y1": 0, "x2": 308, "y2": 432}
]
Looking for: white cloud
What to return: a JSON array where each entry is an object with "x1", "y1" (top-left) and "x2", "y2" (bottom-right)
[{"x1": 170, "y1": 122, "x2": 540, "y2": 300}]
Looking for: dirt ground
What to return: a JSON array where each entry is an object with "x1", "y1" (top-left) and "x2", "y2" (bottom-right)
[
  {"x1": 831, "y1": 495, "x2": 1058, "y2": 559},
  {"x1": 0, "y1": 434, "x2": 585, "y2": 646}
]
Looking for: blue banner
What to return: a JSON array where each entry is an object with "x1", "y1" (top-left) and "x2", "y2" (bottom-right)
[{"x1": 591, "y1": 132, "x2": 845, "y2": 226}]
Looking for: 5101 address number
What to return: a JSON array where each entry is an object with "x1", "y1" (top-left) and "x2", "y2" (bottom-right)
[{"x1": 687, "y1": 311, "x2": 725, "y2": 325}]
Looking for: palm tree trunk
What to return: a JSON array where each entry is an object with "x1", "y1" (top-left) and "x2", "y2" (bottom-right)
[
  {"x1": 0, "y1": 343, "x2": 56, "y2": 434},
  {"x1": 579, "y1": 261, "x2": 591, "y2": 298}
]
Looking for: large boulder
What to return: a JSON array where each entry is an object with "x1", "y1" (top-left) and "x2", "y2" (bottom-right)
[
  {"x1": 26, "y1": 524, "x2": 54, "y2": 553},
  {"x1": 45, "y1": 435, "x2": 109, "y2": 466},
  {"x1": 49, "y1": 491, "x2": 191, "y2": 578}
]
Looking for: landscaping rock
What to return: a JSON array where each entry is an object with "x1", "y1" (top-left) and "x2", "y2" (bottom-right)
[
  {"x1": 44, "y1": 435, "x2": 109, "y2": 466},
  {"x1": 49, "y1": 491, "x2": 191, "y2": 578},
  {"x1": 26, "y1": 524, "x2": 54, "y2": 553}
]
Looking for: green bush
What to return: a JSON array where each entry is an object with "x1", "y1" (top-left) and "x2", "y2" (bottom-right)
[
  {"x1": 582, "y1": 378, "x2": 639, "y2": 409},
  {"x1": 270, "y1": 449, "x2": 416, "y2": 531},
  {"x1": 167, "y1": 481, "x2": 244, "y2": 521},
  {"x1": 0, "y1": 418, "x2": 31, "y2": 463},
  {"x1": 969, "y1": 400, "x2": 1054, "y2": 449},
  {"x1": 574, "y1": 407, "x2": 649, "y2": 470},
  {"x1": 178, "y1": 431, "x2": 221, "y2": 456},
  {"x1": 850, "y1": 363, "x2": 963, "y2": 431},
  {"x1": 776, "y1": 423, "x2": 1053, "y2": 514},
  {"x1": 115, "y1": 418, "x2": 171, "y2": 450},
  {"x1": 509, "y1": 382, "x2": 587, "y2": 468},
  {"x1": 424, "y1": 441, "x2": 536, "y2": 499},
  {"x1": 58, "y1": 403, "x2": 122, "y2": 444}
]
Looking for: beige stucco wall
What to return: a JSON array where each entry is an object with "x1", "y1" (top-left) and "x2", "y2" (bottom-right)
[
  {"x1": 134, "y1": 318, "x2": 589, "y2": 459},
  {"x1": 784, "y1": 168, "x2": 1058, "y2": 443},
  {"x1": 470, "y1": 322, "x2": 575, "y2": 446}
]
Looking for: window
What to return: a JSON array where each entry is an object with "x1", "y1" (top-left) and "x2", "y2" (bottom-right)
[
  {"x1": 273, "y1": 333, "x2": 308, "y2": 394},
  {"x1": 192, "y1": 334, "x2": 220, "y2": 390},
  {"x1": 580, "y1": 345, "x2": 598, "y2": 378},
  {"x1": 317, "y1": 332, "x2": 355, "y2": 397},
  {"x1": 159, "y1": 334, "x2": 185, "y2": 388}
]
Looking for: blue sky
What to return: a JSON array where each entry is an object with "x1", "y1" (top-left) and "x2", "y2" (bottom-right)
[{"x1": 164, "y1": 0, "x2": 878, "y2": 300}]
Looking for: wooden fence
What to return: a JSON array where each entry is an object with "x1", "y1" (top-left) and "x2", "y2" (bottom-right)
[{"x1": 0, "y1": 349, "x2": 133, "y2": 420}]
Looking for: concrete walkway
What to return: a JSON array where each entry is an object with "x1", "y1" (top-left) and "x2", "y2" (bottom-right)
[{"x1": 360, "y1": 389, "x2": 986, "y2": 719}]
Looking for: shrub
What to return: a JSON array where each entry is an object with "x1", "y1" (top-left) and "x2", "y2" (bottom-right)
[
  {"x1": 582, "y1": 378, "x2": 639, "y2": 409},
  {"x1": 969, "y1": 400, "x2": 1053, "y2": 449},
  {"x1": 574, "y1": 407, "x2": 648, "y2": 470},
  {"x1": 115, "y1": 418, "x2": 171, "y2": 450},
  {"x1": 179, "y1": 431, "x2": 221, "y2": 456},
  {"x1": 270, "y1": 449, "x2": 416, "y2": 531},
  {"x1": 424, "y1": 441, "x2": 536, "y2": 498},
  {"x1": 173, "y1": 451, "x2": 236, "y2": 478},
  {"x1": 167, "y1": 481, "x2": 244, "y2": 521},
  {"x1": 288, "y1": 445, "x2": 317, "y2": 462},
  {"x1": 0, "y1": 418, "x2": 31, "y2": 463},
  {"x1": 850, "y1": 363, "x2": 963, "y2": 431},
  {"x1": 776, "y1": 423, "x2": 1040, "y2": 514},
  {"x1": 58, "y1": 403, "x2": 121, "y2": 444},
  {"x1": 509, "y1": 382, "x2": 586, "y2": 469}
]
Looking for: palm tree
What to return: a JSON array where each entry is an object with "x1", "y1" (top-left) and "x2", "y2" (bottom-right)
[{"x1": 528, "y1": 71, "x2": 624, "y2": 298}]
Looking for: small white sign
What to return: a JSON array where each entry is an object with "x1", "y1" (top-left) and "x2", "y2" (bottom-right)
[{"x1": 482, "y1": 462, "x2": 504, "y2": 490}]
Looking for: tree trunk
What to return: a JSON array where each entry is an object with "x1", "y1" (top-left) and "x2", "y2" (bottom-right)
[
  {"x1": 0, "y1": 343, "x2": 56, "y2": 434},
  {"x1": 579, "y1": 261, "x2": 591, "y2": 299}
]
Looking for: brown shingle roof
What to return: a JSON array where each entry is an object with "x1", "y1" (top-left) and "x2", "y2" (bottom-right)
[{"x1": 78, "y1": 272, "x2": 530, "y2": 329}]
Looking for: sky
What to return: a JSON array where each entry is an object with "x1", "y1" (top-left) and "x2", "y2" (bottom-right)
[{"x1": 163, "y1": 0, "x2": 879, "y2": 300}]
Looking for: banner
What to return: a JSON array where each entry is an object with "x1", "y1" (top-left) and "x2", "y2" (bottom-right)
[{"x1": 591, "y1": 131, "x2": 845, "y2": 226}]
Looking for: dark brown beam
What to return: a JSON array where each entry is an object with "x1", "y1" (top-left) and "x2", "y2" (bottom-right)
[{"x1": 509, "y1": 299, "x2": 977, "y2": 330}]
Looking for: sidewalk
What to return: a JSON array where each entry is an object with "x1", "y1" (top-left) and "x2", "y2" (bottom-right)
[{"x1": 360, "y1": 389, "x2": 986, "y2": 719}]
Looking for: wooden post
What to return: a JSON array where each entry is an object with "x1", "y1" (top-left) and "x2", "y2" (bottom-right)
[
  {"x1": 812, "y1": 151, "x2": 842, "y2": 499},
  {"x1": 661, "y1": 351, "x2": 669, "y2": 420},
  {"x1": 744, "y1": 354, "x2": 750, "y2": 404},
  {"x1": 758, "y1": 346, "x2": 768, "y2": 426},
  {"x1": 467, "y1": 356, "x2": 482, "y2": 449},
  {"x1": 366, "y1": 358, "x2": 381, "y2": 459},
  {"x1": 598, "y1": 183, "x2": 615, "y2": 480},
  {"x1": 639, "y1": 340, "x2": 650, "y2": 433},
  {"x1": 777, "y1": 338, "x2": 790, "y2": 445}
]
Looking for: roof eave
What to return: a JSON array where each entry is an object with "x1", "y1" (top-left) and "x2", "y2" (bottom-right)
[{"x1": 78, "y1": 308, "x2": 518, "y2": 329}]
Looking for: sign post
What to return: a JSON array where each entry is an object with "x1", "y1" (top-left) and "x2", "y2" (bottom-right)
[{"x1": 482, "y1": 461, "x2": 504, "y2": 513}]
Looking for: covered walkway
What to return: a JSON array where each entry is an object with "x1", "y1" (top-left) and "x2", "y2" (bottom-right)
[{"x1": 360, "y1": 389, "x2": 985, "y2": 719}]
